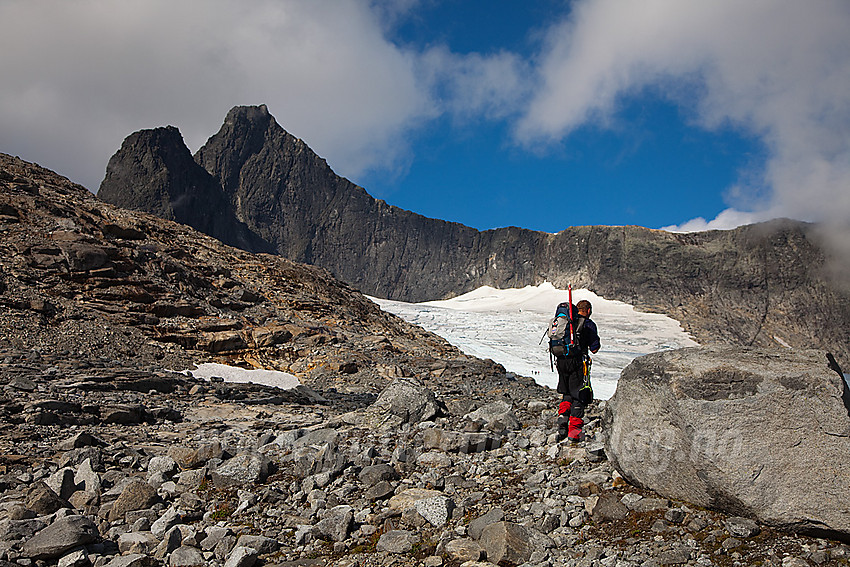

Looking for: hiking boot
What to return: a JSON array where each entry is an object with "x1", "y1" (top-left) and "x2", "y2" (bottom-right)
[
  {"x1": 556, "y1": 428, "x2": 569, "y2": 442},
  {"x1": 567, "y1": 416, "x2": 584, "y2": 443},
  {"x1": 556, "y1": 414, "x2": 569, "y2": 439}
]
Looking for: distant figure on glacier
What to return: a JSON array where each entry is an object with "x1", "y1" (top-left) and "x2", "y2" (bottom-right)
[{"x1": 553, "y1": 299, "x2": 600, "y2": 443}]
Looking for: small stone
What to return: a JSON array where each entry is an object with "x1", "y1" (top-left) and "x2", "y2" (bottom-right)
[
  {"x1": 469, "y1": 508, "x2": 505, "y2": 540},
  {"x1": 724, "y1": 516, "x2": 760, "y2": 538},
  {"x1": 376, "y1": 530, "x2": 419, "y2": 554},
  {"x1": 479, "y1": 521, "x2": 532, "y2": 566},
  {"x1": 445, "y1": 538, "x2": 484, "y2": 562},
  {"x1": 414, "y1": 495, "x2": 455, "y2": 527},
  {"x1": 21, "y1": 515, "x2": 99, "y2": 560},
  {"x1": 169, "y1": 545, "x2": 205, "y2": 567},
  {"x1": 223, "y1": 546, "x2": 259, "y2": 567}
]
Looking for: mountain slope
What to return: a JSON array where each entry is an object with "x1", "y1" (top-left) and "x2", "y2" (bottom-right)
[
  {"x1": 97, "y1": 105, "x2": 850, "y2": 365},
  {"x1": 1, "y1": 152, "x2": 518, "y2": 397}
]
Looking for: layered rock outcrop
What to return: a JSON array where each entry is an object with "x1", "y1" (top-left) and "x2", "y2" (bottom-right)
[
  {"x1": 604, "y1": 346, "x2": 850, "y2": 538},
  {"x1": 97, "y1": 105, "x2": 850, "y2": 364}
]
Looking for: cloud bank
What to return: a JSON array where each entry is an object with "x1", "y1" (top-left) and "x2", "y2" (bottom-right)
[
  {"x1": 518, "y1": 0, "x2": 850, "y2": 231},
  {"x1": 0, "y1": 0, "x2": 434, "y2": 189}
]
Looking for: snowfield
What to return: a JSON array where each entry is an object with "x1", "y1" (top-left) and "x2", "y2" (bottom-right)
[{"x1": 371, "y1": 282, "x2": 698, "y2": 400}]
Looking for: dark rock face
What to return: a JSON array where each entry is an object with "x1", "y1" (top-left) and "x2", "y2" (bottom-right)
[
  {"x1": 98, "y1": 125, "x2": 270, "y2": 254},
  {"x1": 97, "y1": 105, "x2": 850, "y2": 364}
]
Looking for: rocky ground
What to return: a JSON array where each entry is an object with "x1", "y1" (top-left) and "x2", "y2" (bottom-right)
[
  {"x1": 3, "y1": 349, "x2": 850, "y2": 567},
  {"x1": 2, "y1": 153, "x2": 850, "y2": 566}
]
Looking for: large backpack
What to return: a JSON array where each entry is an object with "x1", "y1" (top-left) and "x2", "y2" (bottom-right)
[{"x1": 546, "y1": 302, "x2": 584, "y2": 357}]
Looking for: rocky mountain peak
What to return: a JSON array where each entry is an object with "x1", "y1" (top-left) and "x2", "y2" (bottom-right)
[
  {"x1": 195, "y1": 104, "x2": 316, "y2": 194},
  {"x1": 97, "y1": 106, "x2": 850, "y2": 365},
  {"x1": 97, "y1": 125, "x2": 194, "y2": 219},
  {"x1": 98, "y1": 123, "x2": 270, "y2": 254}
]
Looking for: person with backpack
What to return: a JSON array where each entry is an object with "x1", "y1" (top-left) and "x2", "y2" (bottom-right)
[{"x1": 548, "y1": 297, "x2": 600, "y2": 443}]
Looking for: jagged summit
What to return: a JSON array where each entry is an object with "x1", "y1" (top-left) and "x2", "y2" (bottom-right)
[
  {"x1": 97, "y1": 105, "x2": 850, "y2": 364},
  {"x1": 98, "y1": 122, "x2": 269, "y2": 253}
]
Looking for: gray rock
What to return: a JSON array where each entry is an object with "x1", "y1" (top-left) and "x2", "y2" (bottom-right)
[
  {"x1": 169, "y1": 545, "x2": 205, "y2": 566},
  {"x1": 479, "y1": 521, "x2": 532, "y2": 566},
  {"x1": 210, "y1": 453, "x2": 270, "y2": 488},
  {"x1": 369, "y1": 377, "x2": 443, "y2": 423},
  {"x1": 445, "y1": 538, "x2": 484, "y2": 562},
  {"x1": 376, "y1": 530, "x2": 419, "y2": 553},
  {"x1": 724, "y1": 516, "x2": 760, "y2": 538},
  {"x1": 108, "y1": 479, "x2": 159, "y2": 522},
  {"x1": 605, "y1": 347, "x2": 850, "y2": 537},
  {"x1": 21, "y1": 515, "x2": 99, "y2": 560},
  {"x1": 224, "y1": 546, "x2": 259, "y2": 567},
  {"x1": 313, "y1": 505, "x2": 353, "y2": 542},
  {"x1": 414, "y1": 495, "x2": 455, "y2": 527},
  {"x1": 358, "y1": 463, "x2": 398, "y2": 487},
  {"x1": 469, "y1": 507, "x2": 505, "y2": 540}
]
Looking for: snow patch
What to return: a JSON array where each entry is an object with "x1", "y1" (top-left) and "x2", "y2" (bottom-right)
[{"x1": 186, "y1": 363, "x2": 301, "y2": 390}]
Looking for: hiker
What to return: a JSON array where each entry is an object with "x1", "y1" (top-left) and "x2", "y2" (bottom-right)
[{"x1": 555, "y1": 299, "x2": 600, "y2": 443}]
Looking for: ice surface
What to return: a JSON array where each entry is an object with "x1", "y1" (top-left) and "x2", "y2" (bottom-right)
[
  {"x1": 371, "y1": 282, "x2": 698, "y2": 400},
  {"x1": 188, "y1": 362, "x2": 301, "y2": 390}
]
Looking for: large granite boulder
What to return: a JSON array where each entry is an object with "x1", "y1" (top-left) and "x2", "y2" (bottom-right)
[{"x1": 604, "y1": 347, "x2": 850, "y2": 537}]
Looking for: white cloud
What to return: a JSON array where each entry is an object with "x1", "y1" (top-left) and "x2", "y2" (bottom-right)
[
  {"x1": 661, "y1": 209, "x2": 765, "y2": 233},
  {"x1": 418, "y1": 46, "x2": 530, "y2": 121},
  {"x1": 0, "y1": 0, "x2": 438, "y2": 190},
  {"x1": 516, "y1": 0, "x2": 850, "y2": 229}
]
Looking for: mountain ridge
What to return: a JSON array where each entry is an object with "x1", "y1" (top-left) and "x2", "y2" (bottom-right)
[{"x1": 97, "y1": 105, "x2": 850, "y2": 365}]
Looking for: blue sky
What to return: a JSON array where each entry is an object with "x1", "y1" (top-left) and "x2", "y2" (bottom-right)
[{"x1": 0, "y1": 1, "x2": 847, "y2": 233}]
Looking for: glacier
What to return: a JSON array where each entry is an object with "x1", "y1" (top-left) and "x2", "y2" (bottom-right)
[{"x1": 371, "y1": 282, "x2": 698, "y2": 400}]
